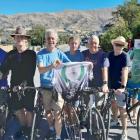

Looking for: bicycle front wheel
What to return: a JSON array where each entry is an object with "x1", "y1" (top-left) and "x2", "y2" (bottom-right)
[
  {"x1": 87, "y1": 107, "x2": 106, "y2": 140},
  {"x1": 102, "y1": 107, "x2": 111, "y2": 140},
  {"x1": 63, "y1": 105, "x2": 81, "y2": 140},
  {"x1": 137, "y1": 107, "x2": 140, "y2": 139}
]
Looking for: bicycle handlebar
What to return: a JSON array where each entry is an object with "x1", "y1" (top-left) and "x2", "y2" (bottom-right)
[
  {"x1": 82, "y1": 87, "x2": 116, "y2": 94},
  {"x1": 0, "y1": 82, "x2": 41, "y2": 101},
  {"x1": 15, "y1": 86, "x2": 40, "y2": 91},
  {"x1": 82, "y1": 87, "x2": 102, "y2": 94}
]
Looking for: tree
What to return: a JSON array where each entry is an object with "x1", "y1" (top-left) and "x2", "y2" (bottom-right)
[
  {"x1": 57, "y1": 32, "x2": 70, "y2": 45},
  {"x1": 28, "y1": 25, "x2": 45, "y2": 47},
  {"x1": 100, "y1": 17, "x2": 132, "y2": 51},
  {"x1": 113, "y1": 0, "x2": 140, "y2": 31},
  {"x1": 100, "y1": 0, "x2": 140, "y2": 51}
]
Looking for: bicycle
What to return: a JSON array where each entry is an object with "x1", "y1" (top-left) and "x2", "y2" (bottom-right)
[
  {"x1": 126, "y1": 88, "x2": 140, "y2": 139},
  {"x1": 61, "y1": 90, "x2": 81, "y2": 140},
  {"x1": 0, "y1": 83, "x2": 29, "y2": 139},
  {"x1": 61, "y1": 86, "x2": 107, "y2": 140},
  {"x1": 137, "y1": 106, "x2": 140, "y2": 140},
  {"x1": 13, "y1": 84, "x2": 50, "y2": 140},
  {"x1": 0, "y1": 87, "x2": 9, "y2": 138},
  {"x1": 100, "y1": 89, "x2": 116, "y2": 140},
  {"x1": 18, "y1": 84, "x2": 82, "y2": 140},
  {"x1": 78, "y1": 87, "x2": 106, "y2": 140}
]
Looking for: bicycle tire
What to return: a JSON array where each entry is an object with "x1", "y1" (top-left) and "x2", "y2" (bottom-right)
[
  {"x1": 63, "y1": 105, "x2": 81, "y2": 140},
  {"x1": 0, "y1": 105, "x2": 8, "y2": 137},
  {"x1": 102, "y1": 107, "x2": 111, "y2": 140},
  {"x1": 137, "y1": 107, "x2": 140, "y2": 140},
  {"x1": 87, "y1": 107, "x2": 106, "y2": 140}
]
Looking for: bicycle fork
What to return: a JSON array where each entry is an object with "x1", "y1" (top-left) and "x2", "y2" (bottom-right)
[{"x1": 31, "y1": 90, "x2": 39, "y2": 140}]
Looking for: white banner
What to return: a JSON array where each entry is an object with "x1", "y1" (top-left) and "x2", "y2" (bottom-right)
[{"x1": 52, "y1": 62, "x2": 93, "y2": 93}]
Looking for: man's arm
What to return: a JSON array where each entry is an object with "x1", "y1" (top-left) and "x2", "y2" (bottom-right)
[
  {"x1": 102, "y1": 67, "x2": 108, "y2": 83},
  {"x1": 38, "y1": 64, "x2": 54, "y2": 74},
  {"x1": 101, "y1": 52, "x2": 109, "y2": 92},
  {"x1": 38, "y1": 60, "x2": 61, "y2": 74},
  {"x1": 102, "y1": 67, "x2": 109, "y2": 92},
  {"x1": 121, "y1": 67, "x2": 129, "y2": 88},
  {"x1": 115, "y1": 67, "x2": 129, "y2": 95}
]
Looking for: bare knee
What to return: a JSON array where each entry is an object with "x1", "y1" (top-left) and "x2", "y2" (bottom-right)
[
  {"x1": 54, "y1": 111, "x2": 61, "y2": 120},
  {"x1": 119, "y1": 107, "x2": 127, "y2": 118}
]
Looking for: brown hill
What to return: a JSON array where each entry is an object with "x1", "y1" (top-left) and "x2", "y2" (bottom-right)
[{"x1": 0, "y1": 9, "x2": 114, "y2": 32}]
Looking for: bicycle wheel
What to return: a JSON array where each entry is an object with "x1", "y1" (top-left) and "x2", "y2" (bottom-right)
[
  {"x1": 137, "y1": 108, "x2": 140, "y2": 140},
  {"x1": 0, "y1": 105, "x2": 8, "y2": 137},
  {"x1": 63, "y1": 105, "x2": 81, "y2": 140},
  {"x1": 102, "y1": 107, "x2": 111, "y2": 140},
  {"x1": 87, "y1": 107, "x2": 106, "y2": 140}
]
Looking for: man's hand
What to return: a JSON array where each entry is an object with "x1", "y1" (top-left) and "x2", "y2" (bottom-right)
[
  {"x1": 102, "y1": 84, "x2": 109, "y2": 93},
  {"x1": 52, "y1": 60, "x2": 62, "y2": 68},
  {"x1": 115, "y1": 88, "x2": 125, "y2": 95},
  {"x1": 88, "y1": 62, "x2": 93, "y2": 71},
  {"x1": 88, "y1": 62, "x2": 93, "y2": 80}
]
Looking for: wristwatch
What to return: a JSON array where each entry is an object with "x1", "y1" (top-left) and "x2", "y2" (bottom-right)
[{"x1": 103, "y1": 81, "x2": 108, "y2": 85}]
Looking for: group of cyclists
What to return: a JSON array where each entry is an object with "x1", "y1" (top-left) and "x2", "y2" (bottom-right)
[{"x1": 0, "y1": 26, "x2": 139, "y2": 140}]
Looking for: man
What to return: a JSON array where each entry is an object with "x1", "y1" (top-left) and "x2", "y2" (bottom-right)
[
  {"x1": 65, "y1": 35, "x2": 84, "y2": 108},
  {"x1": 82, "y1": 35, "x2": 109, "y2": 92},
  {"x1": 0, "y1": 26, "x2": 36, "y2": 138},
  {"x1": 37, "y1": 29, "x2": 70, "y2": 140},
  {"x1": 108, "y1": 36, "x2": 130, "y2": 140},
  {"x1": 65, "y1": 35, "x2": 84, "y2": 62},
  {"x1": 127, "y1": 38, "x2": 140, "y2": 122}
]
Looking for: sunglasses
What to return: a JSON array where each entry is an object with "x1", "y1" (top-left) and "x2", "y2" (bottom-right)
[{"x1": 114, "y1": 43, "x2": 124, "y2": 47}]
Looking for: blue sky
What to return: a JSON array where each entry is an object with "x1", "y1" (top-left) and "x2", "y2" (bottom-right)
[{"x1": 0, "y1": 0, "x2": 139, "y2": 15}]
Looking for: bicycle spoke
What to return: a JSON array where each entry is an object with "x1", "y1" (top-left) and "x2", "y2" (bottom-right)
[{"x1": 137, "y1": 108, "x2": 140, "y2": 140}]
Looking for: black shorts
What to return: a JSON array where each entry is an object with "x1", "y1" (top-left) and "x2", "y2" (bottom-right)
[{"x1": 8, "y1": 89, "x2": 35, "y2": 112}]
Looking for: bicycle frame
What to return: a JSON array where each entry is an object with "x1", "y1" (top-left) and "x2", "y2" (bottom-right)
[
  {"x1": 30, "y1": 87, "x2": 40, "y2": 140},
  {"x1": 78, "y1": 87, "x2": 106, "y2": 140},
  {"x1": 127, "y1": 101, "x2": 140, "y2": 114},
  {"x1": 126, "y1": 88, "x2": 140, "y2": 125},
  {"x1": 17, "y1": 86, "x2": 42, "y2": 140}
]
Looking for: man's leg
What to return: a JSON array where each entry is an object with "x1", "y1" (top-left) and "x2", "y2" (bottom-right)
[
  {"x1": 54, "y1": 111, "x2": 62, "y2": 139},
  {"x1": 110, "y1": 101, "x2": 119, "y2": 126},
  {"x1": 116, "y1": 92, "x2": 128, "y2": 140},
  {"x1": 25, "y1": 111, "x2": 33, "y2": 127},
  {"x1": 23, "y1": 111, "x2": 34, "y2": 138},
  {"x1": 119, "y1": 107, "x2": 128, "y2": 140},
  {"x1": 119, "y1": 107, "x2": 127, "y2": 131},
  {"x1": 15, "y1": 109, "x2": 26, "y2": 126},
  {"x1": 53, "y1": 93, "x2": 64, "y2": 139},
  {"x1": 46, "y1": 111, "x2": 54, "y2": 127},
  {"x1": 42, "y1": 89, "x2": 56, "y2": 137}
]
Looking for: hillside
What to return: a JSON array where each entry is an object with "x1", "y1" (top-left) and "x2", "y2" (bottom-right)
[{"x1": 0, "y1": 9, "x2": 114, "y2": 32}]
